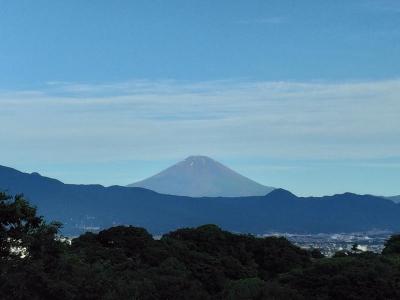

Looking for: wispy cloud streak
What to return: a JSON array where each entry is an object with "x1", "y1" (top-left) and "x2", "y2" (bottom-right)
[{"x1": 1, "y1": 79, "x2": 399, "y2": 163}]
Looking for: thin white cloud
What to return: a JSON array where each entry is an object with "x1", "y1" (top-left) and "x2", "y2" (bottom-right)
[{"x1": 0, "y1": 79, "x2": 399, "y2": 163}]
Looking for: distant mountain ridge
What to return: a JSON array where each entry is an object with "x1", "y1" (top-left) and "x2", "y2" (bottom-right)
[
  {"x1": 128, "y1": 155, "x2": 275, "y2": 197},
  {"x1": 1, "y1": 164, "x2": 400, "y2": 236},
  {"x1": 388, "y1": 196, "x2": 400, "y2": 203}
]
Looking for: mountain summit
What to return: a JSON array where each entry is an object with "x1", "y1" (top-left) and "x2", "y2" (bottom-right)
[
  {"x1": 1, "y1": 163, "x2": 400, "y2": 235},
  {"x1": 127, "y1": 156, "x2": 274, "y2": 197}
]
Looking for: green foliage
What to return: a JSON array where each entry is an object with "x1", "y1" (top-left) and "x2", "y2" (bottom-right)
[
  {"x1": 382, "y1": 235, "x2": 400, "y2": 255},
  {"x1": 0, "y1": 192, "x2": 41, "y2": 258},
  {"x1": 310, "y1": 248, "x2": 325, "y2": 259},
  {"x1": 1, "y1": 192, "x2": 400, "y2": 299},
  {"x1": 0, "y1": 192, "x2": 68, "y2": 300},
  {"x1": 222, "y1": 278, "x2": 265, "y2": 300},
  {"x1": 278, "y1": 252, "x2": 400, "y2": 299}
]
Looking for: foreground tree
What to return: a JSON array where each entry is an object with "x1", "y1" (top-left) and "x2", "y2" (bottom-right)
[
  {"x1": 0, "y1": 192, "x2": 62, "y2": 259},
  {"x1": 1, "y1": 191, "x2": 400, "y2": 299},
  {"x1": 0, "y1": 192, "x2": 67, "y2": 300},
  {"x1": 382, "y1": 235, "x2": 400, "y2": 256}
]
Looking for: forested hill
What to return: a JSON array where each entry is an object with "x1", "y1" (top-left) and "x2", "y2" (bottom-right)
[
  {"x1": 2, "y1": 192, "x2": 400, "y2": 300},
  {"x1": 1, "y1": 164, "x2": 400, "y2": 235}
]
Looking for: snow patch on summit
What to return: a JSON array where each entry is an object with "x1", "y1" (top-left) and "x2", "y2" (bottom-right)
[{"x1": 127, "y1": 155, "x2": 275, "y2": 197}]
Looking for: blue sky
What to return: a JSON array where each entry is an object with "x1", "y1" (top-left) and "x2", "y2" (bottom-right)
[{"x1": 0, "y1": 0, "x2": 399, "y2": 196}]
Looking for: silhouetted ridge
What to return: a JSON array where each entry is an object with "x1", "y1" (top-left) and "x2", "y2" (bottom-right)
[
  {"x1": 266, "y1": 188, "x2": 297, "y2": 199},
  {"x1": 1, "y1": 164, "x2": 400, "y2": 235},
  {"x1": 387, "y1": 195, "x2": 400, "y2": 203}
]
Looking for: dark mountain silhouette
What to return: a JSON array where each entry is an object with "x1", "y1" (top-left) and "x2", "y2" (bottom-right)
[
  {"x1": 1, "y1": 164, "x2": 400, "y2": 235},
  {"x1": 388, "y1": 196, "x2": 400, "y2": 203},
  {"x1": 127, "y1": 155, "x2": 275, "y2": 197}
]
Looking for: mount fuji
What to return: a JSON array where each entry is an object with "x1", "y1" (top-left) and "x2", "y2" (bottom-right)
[
  {"x1": 1, "y1": 163, "x2": 400, "y2": 235},
  {"x1": 127, "y1": 155, "x2": 275, "y2": 197}
]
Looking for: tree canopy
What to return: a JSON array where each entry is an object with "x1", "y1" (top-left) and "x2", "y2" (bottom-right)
[{"x1": 1, "y1": 192, "x2": 400, "y2": 299}]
